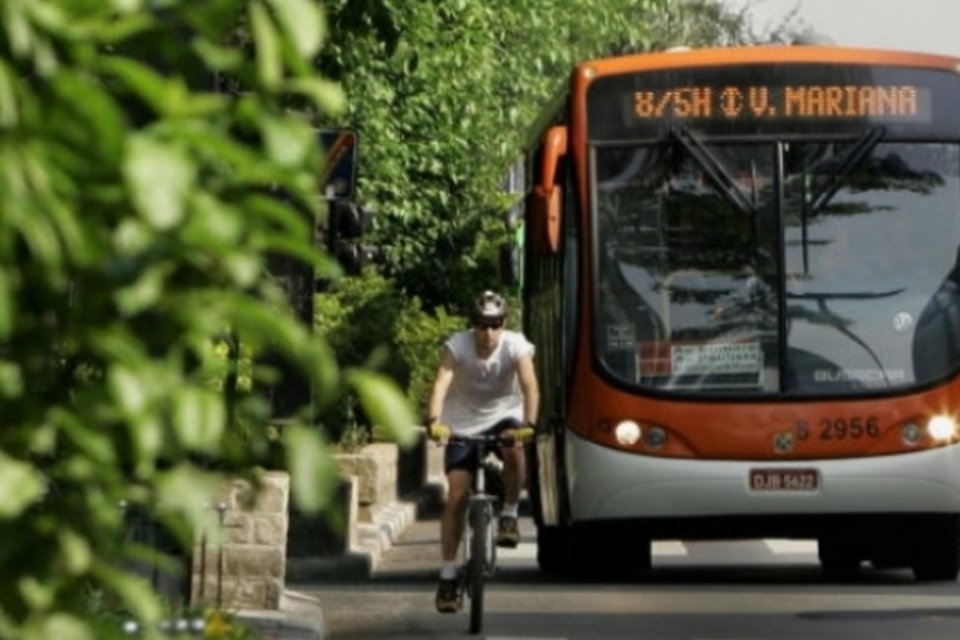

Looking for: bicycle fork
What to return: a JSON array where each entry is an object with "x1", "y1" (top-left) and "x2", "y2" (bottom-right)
[{"x1": 468, "y1": 497, "x2": 497, "y2": 574}]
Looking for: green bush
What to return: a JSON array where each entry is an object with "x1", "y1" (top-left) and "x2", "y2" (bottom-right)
[
  {"x1": 315, "y1": 269, "x2": 463, "y2": 446},
  {"x1": 394, "y1": 295, "x2": 465, "y2": 420}
]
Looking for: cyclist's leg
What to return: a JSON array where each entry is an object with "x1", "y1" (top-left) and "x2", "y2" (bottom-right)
[
  {"x1": 441, "y1": 440, "x2": 479, "y2": 565},
  {"x1": 441, "y1": 469, "x2": 472, "y2": 563},
  {"x1": 489, "y1": 418, "x2": 525, "y2": 547},
  {"x1": 436, "y1": 440, "x2": 478, "y2": 612},
  {"x1": 488, "y1": 417, "x2": 525, "y2": 507}
]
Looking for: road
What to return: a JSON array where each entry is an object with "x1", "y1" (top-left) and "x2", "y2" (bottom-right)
[{"x1": 297, "y1": 517, "x2": 960, "y2": 639}]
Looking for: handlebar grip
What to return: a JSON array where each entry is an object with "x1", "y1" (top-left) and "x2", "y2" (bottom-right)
[
  {"x1": 514, "y1": 427, "x2": 536, "y2": 442},
  {"x1": 428, "y1": 423, "x2": 452, "y2": 441}
]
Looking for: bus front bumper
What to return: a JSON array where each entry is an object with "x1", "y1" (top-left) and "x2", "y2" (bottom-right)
[{"x1": 566, "y1": 431, "x2": 960, "y2": 523}]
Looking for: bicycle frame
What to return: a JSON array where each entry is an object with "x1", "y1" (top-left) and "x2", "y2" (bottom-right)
[
  {"x1": 465, "y1": 463, "x2": 498, "y2": 575},
  {"x1": 448, "y1": 430, "x2": 523, "y2": 635}
]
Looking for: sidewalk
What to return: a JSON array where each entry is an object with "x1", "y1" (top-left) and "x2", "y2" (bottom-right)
[
  {"x1": 236, "y1": 590, "x2": 328, "y2": 640},
  {"x1": 239, "y1": 445, "x2": 448, "y2": 639},
  {"x1": 237, "y1": 482, "x2": 444, "y2": 639},
  {"x1": 285, "y1": 480, "x2": 444, "y2": 584}
]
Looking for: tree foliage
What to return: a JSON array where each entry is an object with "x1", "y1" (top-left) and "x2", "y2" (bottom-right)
[
  {"x1": 318, "y1": 0, "x2": 674, "y2": 310},
  {"x1": 0, "y1": 1, "x2": 414, "y2": 638}
]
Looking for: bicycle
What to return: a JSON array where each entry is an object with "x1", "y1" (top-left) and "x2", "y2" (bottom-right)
[{"x1": 437, "y1": 427, "x2": 534, "y2": 635}]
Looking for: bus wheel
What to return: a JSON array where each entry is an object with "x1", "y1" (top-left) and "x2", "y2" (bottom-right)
[
  {"x1": 911, "y1": 521, "x2": 960, "y2": 581},
  {"x1": 818, "y1": 537, "x2": 861, "y2": 575},
  {"x1": 536, "y1": 525, "x2": 569, "y2": 575},
  {"x1": 868, "y1": 549, "x2": 910, "y2": 570}
]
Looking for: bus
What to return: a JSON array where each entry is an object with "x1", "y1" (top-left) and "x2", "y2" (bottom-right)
[{"x1": 521, "y1": 45, "x2": 960, "y2": 581}]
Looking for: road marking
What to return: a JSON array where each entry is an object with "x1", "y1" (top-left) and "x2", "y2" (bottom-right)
[
  {"x1": 497, "y1": 539, "x2": 818, "y2": 562},
  {"x1": 498, "y1": 542, "x2": 538, "y2": 560},
  {"x1": 764, "y1": 538, "x2": 817, "y2": 554},
  {"x1": 652, "y1": 540, "x2": 688, "y2": 556}
]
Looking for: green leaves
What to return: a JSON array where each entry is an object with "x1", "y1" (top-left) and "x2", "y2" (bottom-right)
[
  {"x1": 0, "y1": 1, "x2": 416, "y2": 637},
  {"x1": 250, "y1": 0, "x2": 346, "y2": 113},
  {"x1": 22, "y1": 613, "x2": 93, "y2": 640},
  {"x1": 323, "y1": 0, "x2": 675, "y2": 307},
  {"x1": 251, "y1": 0, "x2": 282, "y2": 90},
  {"x1": 0, "y1": 451, "x2": 44, "y2": 519},
  {"x1": 171, "y1": 387, "x2": 226, "y2": 453},
  {"x1": 261, "y1": 112, "x2": 315, "y2": 167},
  {"x1": 0, "y1": 270, "x2": 13, "y2": 340},
  {"x1": 0, "y1": 60, "x2": 20, "y2": 126},
  {"x1": 269, "y1": 0, "x2": 326, "y2": 60},
  {"x1": 98, "y1": 56, "x2": 223, "y2": 119},
  {"x1": 123, "y1": 134, "x2": 196, "y2": 230},
  {"x1": 347, "y1": 369, "x2": 417, "y2": 447},
  {"x1": 283, "y1": 424, "x2": 337, "y2": 512}
]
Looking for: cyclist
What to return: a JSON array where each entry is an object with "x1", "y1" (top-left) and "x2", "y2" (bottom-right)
[{"x1": 425, "y1": 290, "x2": 540, "y2": 613}]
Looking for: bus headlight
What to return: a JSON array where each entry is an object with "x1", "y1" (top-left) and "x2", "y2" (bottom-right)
[
  {"x1": 927, "y1": 415, "x2": 957, "y2": 442},
  {"x1": 614, "y1": 420, "x2": 642, "y2": 445}
]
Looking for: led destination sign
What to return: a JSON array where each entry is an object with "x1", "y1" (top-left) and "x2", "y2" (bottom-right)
[
  {"x1": 634, "y1": 84, "x2": 926, "y2": 121},
  {"x1": 587, "y1": 63, "x2": 960, "y2": 139}
]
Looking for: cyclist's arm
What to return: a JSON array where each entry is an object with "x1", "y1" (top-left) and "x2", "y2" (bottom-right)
[
  {"x1": 425, "y1": 346, "x2": 456, "y2": 426},
  {"x1": 516, "y1": 354, "x2": 540, "y2": 429}
]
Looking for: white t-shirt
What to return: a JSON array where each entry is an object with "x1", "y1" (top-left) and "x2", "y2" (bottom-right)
[{"x1": 440, "y1": 329, "x2": 535, "y2": 436}]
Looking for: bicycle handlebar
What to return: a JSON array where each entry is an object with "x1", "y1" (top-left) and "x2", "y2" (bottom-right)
[
  {"x1": 447, "y1": 427, "x2": 536, "y2": 445},
  {"x1": 418, "y1": 425, "x2": 536, "y2": 445}
]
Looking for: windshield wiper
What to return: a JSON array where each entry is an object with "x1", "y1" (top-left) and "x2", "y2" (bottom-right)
[
  {"x1": 808, "y1": 127, "x2": 885, "y2": 216},
  {"x1": 670, "y1": 126, "x2": 757, "y2": 220}
]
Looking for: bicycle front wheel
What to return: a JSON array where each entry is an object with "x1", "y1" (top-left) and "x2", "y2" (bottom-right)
[{"x1": 467, "y1": 502, "x2": 490, "y2": 634}]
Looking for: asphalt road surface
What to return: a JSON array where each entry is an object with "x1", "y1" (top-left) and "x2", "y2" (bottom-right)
[{"x1": 299, "y1": 517, "x2": 960, "y2": 640}]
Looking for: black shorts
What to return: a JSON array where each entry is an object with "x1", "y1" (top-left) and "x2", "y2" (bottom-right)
[{"x1": 444, "y1": 417, "x2": 522, "y2": 475}]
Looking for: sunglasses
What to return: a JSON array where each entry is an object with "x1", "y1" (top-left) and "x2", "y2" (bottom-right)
[{"x1": 474, "y1": 319, "x2": 504, "y2": 331}]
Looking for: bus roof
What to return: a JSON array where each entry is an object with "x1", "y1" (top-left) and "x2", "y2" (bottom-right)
[{"x1": 577, "y1": 45, "x2": 960, "y2": 79}]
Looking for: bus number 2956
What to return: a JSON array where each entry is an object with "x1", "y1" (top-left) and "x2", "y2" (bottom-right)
[{"x1": 796, "y1": 416, "x2": 881, "y2": 440}]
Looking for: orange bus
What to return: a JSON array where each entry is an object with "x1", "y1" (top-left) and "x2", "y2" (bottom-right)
[{"x1": 522, "y1": 46, "x2": 960, "y2": 581}]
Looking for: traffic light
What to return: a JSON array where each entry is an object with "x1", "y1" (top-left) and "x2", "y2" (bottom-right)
[{"x1": 327, "y1": 200, "x2": 378, "y2": 275}]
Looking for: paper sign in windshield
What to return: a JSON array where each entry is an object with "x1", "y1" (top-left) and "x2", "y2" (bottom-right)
[{"x1": 671, "y1": 342, "x2": 763, "y2": 375}]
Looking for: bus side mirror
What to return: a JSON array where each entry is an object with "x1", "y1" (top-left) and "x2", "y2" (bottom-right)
[{"x1": 529, "y1": 126, "x2": 567, "y2": 255}]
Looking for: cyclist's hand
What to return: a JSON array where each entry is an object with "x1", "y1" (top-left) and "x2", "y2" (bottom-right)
[
  {"x1": 502, "y1": 426, "x2": 535, "y2": 448},
  {"x1": 515, "y1": 425, "x2": 536, "y2": 443},
  {"x1": 428, "y1": 422, "x2": 451, "y2": 444}
]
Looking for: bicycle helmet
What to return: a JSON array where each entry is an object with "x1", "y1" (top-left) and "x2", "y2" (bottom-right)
[{"x1": 472, "y1": 290, "x2": 506, "y2": 323}]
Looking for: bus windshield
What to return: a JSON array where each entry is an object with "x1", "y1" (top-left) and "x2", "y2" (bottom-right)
[{"x1": 594, "y1": 137, "x2": 960, "y2": 396}]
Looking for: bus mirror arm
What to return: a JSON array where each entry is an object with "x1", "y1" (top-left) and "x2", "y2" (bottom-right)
[
  {"x1": 539, "y1": 126, "x2": 568, "y2": 192},
  {"x1": 530, "y1": 126, "x2": 568, "y2": 255}
]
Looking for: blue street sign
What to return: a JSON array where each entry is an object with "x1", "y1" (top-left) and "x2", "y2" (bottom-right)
[{"x1": 318, "y1": 129, "x2": 358, "y2": 199}]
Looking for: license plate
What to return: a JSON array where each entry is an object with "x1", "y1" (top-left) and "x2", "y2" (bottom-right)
[{"x1": 749, "y1": 468, "x2": 819, "y2": 492}]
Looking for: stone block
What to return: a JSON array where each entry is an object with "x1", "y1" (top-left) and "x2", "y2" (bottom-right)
[
  {"x1": 253, "y1": 472, "x2": 290, "y2": 514},
  {"x1": 226, "y1": 547, "x2": 286, "y2": 579},
  {"x1": 192, "y1": 575, "x2": 282, "y2": 610},
  {"x1": 222, "y1": 517, "x2": 253, "y2": 545},
  {"x1": 190, "y1": 471, "x2": 290, "y2": 611},
  {"x1": 334, "y1": 444, "x2": 397, "y2": 509},
  {"x1": 253, "y1": 514, "x2": 288, "y2": 546}
]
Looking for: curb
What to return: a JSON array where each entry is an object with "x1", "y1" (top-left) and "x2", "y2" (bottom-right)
[
  {"x1": 277, "y1": 482, "x2": 446, "y2": 636},
  {"x1": 356, "y1": 500, "x2": 419, "y2": 568},
  {"x1": 286, "y1": 496, "x2": 423, "y2": 583},
  {"x1": 236, "y1": 590, "x2": 326, "y2": 640}
]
